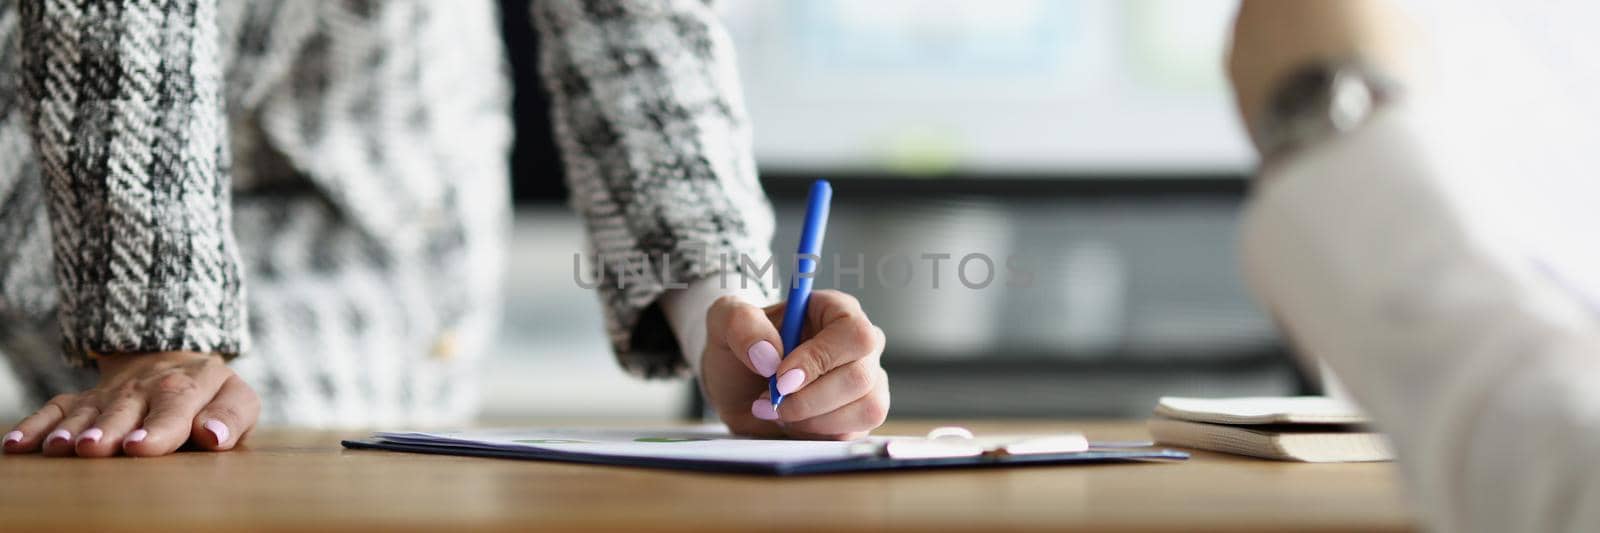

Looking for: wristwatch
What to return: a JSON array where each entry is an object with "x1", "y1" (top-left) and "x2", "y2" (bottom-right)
[{"x1": 1252, "y1": 59, "x2": 1402, "y2": 168}]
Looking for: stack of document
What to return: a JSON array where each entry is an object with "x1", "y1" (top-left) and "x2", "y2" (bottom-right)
[
  {"x1": 1148, "y1": 397, "x2": 1394, "y2": 463},
  {"x1": 343, "y1": 426, "x2": 1189, "y2": 475}
]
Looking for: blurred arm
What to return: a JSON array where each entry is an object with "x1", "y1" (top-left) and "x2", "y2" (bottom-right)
[
  {"x1": 1235, "y1": 1, "x2": 1600, "y2": 530},
  {"x1": 1242, "y1": 103, "x2": 1600, "y2": 532},
  {"x1": 1228, "y1": 0, "x2": 1419, "y2": 148},
  {"x1": 19, "y1": 0, "x2": 247, "y2": 365},
  {"x1": 531, "y1": 0, "x2": 777, "y2": 378}
]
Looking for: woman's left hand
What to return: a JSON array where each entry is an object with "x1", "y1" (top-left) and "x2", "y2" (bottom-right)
[
  {"x1": 3, "y1": 351, "x2": 259, "y2": 457},
  {"x1": 699, "y1": 290, "x2": 889, "y2": 440}
]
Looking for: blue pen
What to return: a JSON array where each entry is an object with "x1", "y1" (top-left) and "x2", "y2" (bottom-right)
[{"x1": 771, "y1": 179, "x2": 832, "y2": 409}]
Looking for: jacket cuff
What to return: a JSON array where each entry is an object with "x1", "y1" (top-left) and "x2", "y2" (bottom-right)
[{"x1": 59, "y1": 281, "x2": 249, "y2": 368}]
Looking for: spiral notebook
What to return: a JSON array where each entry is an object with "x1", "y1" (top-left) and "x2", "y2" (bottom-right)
[{"x1": 341, "y1": 426, "x2": 1188, "y2": 476}]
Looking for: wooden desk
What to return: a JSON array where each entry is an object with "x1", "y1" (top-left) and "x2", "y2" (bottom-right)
[{"x1": 0, "y1": 420, "x2": 1413, "y2": 532}]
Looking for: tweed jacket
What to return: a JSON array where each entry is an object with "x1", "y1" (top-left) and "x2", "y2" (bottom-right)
[{"x1": 0, "y1": 0, "x2": 774, "y2": 424}]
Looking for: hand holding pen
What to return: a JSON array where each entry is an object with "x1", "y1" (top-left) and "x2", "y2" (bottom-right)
[{"x1": 697, "y1": 180, "x2": 890, "y2": 440}]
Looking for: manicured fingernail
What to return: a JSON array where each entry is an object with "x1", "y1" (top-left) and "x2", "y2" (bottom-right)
[
  {"x1": 747, "y1": 341, "x2": 780, "y2": 377},
  {"x1": 77, "y1": 428, "x2": 103, "y2": 444},
  {"x1": 203, "y1": 419, "x2": 229, "y2": 444},
  {"x1": 751, "y1": 399, "x2": 779, "y2": 421},
  {"x1": 124, "y1": 429, "x2": 148, "y2": 445},
  {"x1": 3, "y1": 431, "x2": 21, "y2": 445},
  {"x1": 776, "y1": 369, "x2": 806, "y2": 396},
  {"x1": 47, "y1": 429, "x2": 71, "y2": 445}
]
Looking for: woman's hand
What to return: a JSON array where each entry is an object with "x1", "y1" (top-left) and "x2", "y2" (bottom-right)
[
  {"x1": 2, "y1": 351, "x2": 259, "y2": 457},
  {"x1": 700, "y1": 290, "x2": 889, "y2": 440}
]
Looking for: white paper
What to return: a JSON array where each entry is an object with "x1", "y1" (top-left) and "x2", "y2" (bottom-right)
[
  {"x1": 371, "y1": 426, "x2": 1107, "y2": 467},
  {"x1": 373, "y1": 426, "x2": 886, "y2": 465}
]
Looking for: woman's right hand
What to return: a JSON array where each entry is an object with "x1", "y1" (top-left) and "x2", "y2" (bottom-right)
[{"x1": 2, "y1": 351, "x2": 259, "y2": 457}]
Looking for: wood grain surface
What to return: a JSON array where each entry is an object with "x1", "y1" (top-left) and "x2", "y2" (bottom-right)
[{"x1": 0, "y1": 420, "x2": 1413, "y2": 532}]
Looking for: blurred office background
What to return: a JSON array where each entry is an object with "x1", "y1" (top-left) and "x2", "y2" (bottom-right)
[
  {"x1": 483, "y1": 0, "x2": 1298, "y2": 423},
  {"x1": 0, "y1": 0, "x2": 1302, "y2": 422}
]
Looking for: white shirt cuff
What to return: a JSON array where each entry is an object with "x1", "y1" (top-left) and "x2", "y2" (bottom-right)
[{"x1": 659, "y1": 274, "x2": 776, "y2": 378}]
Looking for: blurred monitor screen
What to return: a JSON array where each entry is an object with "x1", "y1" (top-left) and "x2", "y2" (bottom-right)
[{"x1": 721, "y1": 0, "x2": 1253, "y2": 176}]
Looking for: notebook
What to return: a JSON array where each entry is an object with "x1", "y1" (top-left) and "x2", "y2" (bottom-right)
[
  {"x1": 341, "y1": 426, "x2": 1189, "y2": 476},
  {"x1": 1153, "y1": 396, "x2": 1373, "y2": 425},
  {"x1": 1147, "y1": 418, "x2": 1393, "y2": 463},
  {"x1": 1149, "y1": 396, "x2": 1393, "y2": 463}
]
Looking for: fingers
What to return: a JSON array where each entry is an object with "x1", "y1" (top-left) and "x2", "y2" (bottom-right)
[
  {"x1": 713, "y1": 390, "x2": 781, "y2": 439},
  {"x1": 773, "y1": 291, "x2": 884, "y2": 398},
  {"x1": 781, "y1": 376, "x2": 891, "y2": 439},
  {"x1": 123, "y1": 368, "x2": 229, "y2": 457},
  {"x1": 799, "y1": 289, "x2": 866, "y2": 334},
  {"x1": 6, "y1": 352, "x2": 251, "y2": 458},
  {"x1": 703, "y1": 296, "x2": 782, "y2": 438},
  {"x1": 3, "y1": 394, "x2": 74, "y2": 454},
  {"x1": 43, "y1": 395, "x2": 101, "y2": 457},
  {"x1": 76, "y1": 384, "x2": 147, "y2": 457},
  {"x1": 191, "y1": 376, "x2": 260, "y2": 451},
  {"x1": 776, "y1": 359, "x2": 880, "y2": 423},
  {"x1": 708, "y1": 296, "x2": 784, "y2": 378},
  {"x1": 709, "y1": 289, "x2": 891, "y2": 442}
]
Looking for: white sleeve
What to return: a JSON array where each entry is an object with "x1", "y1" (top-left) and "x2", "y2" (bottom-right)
[
  {"x1": 1241, "y1": 104, "x2": 1600, "y2": 533},
  {"x1": 659, "y1": 275, "x2": 775, "y2": 379}
]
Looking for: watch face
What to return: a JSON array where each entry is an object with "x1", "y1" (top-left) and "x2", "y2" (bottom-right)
[
  {"x1": 1257, "y1": 61, "x2": 1395, "y2": 163},
  {"x1": 1327, "y1": 71, "x2": 1377, "y2": 131}
]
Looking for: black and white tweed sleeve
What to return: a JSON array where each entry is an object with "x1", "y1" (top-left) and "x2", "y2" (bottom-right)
[
  {"x1": 19, "y1": 0, "x2": 247, "y2": 365},
  {"x1": 532, "y1": 0, "x2": 777, "y2": 378}
]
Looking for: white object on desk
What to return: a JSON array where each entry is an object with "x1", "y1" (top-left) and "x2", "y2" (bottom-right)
[{"x1": 1154, "y1": 396, "x2": 1370, "y2": 425}]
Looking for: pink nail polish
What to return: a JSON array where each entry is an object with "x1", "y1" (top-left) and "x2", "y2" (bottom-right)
[
  {"x1": 77, "y1": 428, "x2": 103, "y2": 444},
  {"x1": 47, "y1": 428, "x2": 71, "y2": 446},
  {"x1": 747, "y1": 341, "x2": 780, "y2": 377},
  {"x1": 3, "y1": 430, "x2": 21, "y2": 445},
  {"x1": 776, "y1": 369, "x2": 806, "y2": 396},
  {"x1": 751, "y1": 399, "x2": 779, "y2": 421},
  {"x1": 203, "y1": 419, "x2": 229, "y2": 444},
  {"x1": 124, "y1": 429, "x2": 148, "y2": 446}
]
